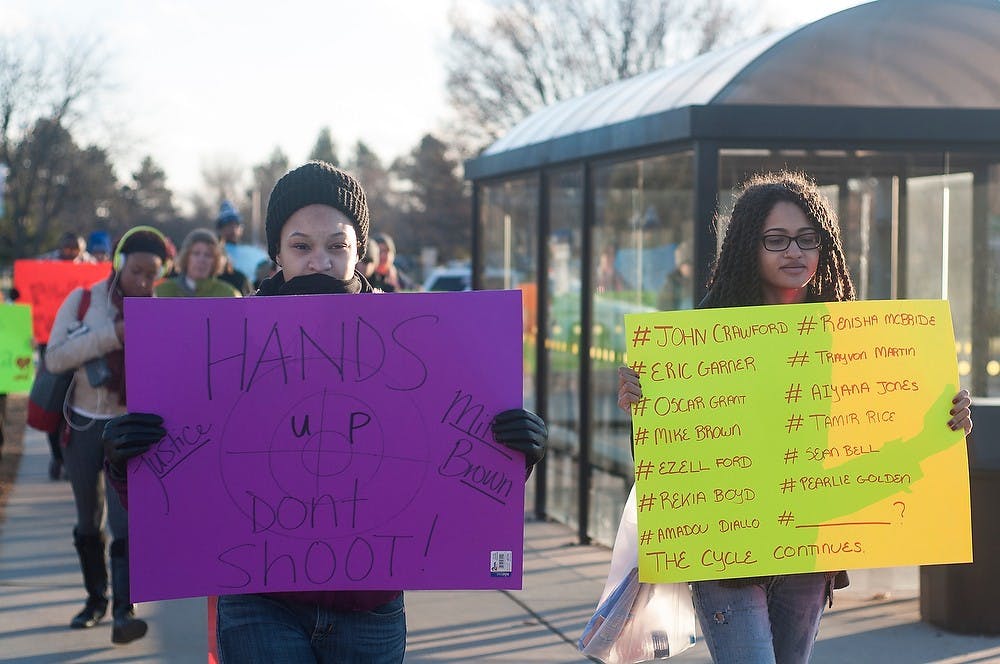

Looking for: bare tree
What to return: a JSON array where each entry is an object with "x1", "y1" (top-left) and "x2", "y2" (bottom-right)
[
  {"x1": 445, "y1": 0, "x2": 745, "y2": 152},
  {"x1": 248, "y1": 147, "x2": 290, "y2": 245},
  {"x1": 0, "y1": 33, "x2": 116, "y2": 258},
  {"x1": 200, "y1": 155, "x2": 245, "y2": 209}
]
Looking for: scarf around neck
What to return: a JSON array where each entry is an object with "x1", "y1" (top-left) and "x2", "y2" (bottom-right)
[{"x1": 254, "y1": 270, "x2": 377, "y2": 296}]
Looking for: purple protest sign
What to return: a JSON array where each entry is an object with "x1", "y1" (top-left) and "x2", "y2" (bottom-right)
[{"x1": 124, "y1": 290, "x2": 524, "y2": 602}]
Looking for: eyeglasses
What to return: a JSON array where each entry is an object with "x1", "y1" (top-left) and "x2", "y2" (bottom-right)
[{"x1": 760, "y1": 232, "x2": 821, "y2": 252}]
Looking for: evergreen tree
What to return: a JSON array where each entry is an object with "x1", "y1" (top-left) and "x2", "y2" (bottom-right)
[
  {"x1": 392, "y1": 134, "x2": 470, "y2": 264},
  {"x1": 308, "y1": 127, "x2": 339, "y2": 166}
]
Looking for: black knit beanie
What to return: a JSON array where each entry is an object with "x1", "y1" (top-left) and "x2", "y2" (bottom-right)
[{"x1": 265, "y1": 161, "x2": 370, "y2": 261}]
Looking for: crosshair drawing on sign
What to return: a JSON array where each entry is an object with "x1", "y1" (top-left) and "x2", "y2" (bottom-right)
[{"x1": 218, "y1": 358, "x2": 433, "y2": 542}]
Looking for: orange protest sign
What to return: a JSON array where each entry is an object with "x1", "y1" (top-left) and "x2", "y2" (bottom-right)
[{"x1": 13, "y1": 260, "x2": 111, "y2": 344}]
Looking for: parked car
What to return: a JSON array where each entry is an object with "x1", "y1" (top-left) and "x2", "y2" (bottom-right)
[
  {"x1": 422, "y1": 266, "x2": 471, "y2": 292},
  {"x1": 421, "y1": 265, "x2": 522, "y2": 292}
]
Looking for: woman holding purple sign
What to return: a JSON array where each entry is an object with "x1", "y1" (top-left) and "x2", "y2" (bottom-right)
[
  {"x1": 102, "y1": 161, "x2": 548, "y2": 663},
  {"x1": 617, "y1": 171, "x2": 973, "y2": 664}
]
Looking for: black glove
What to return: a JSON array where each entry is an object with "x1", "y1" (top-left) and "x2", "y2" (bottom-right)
[
  {"x1": 491, "y1": 408, "x2": 547, "y2": 467},
  {"x1": 103, "y1": 412, "x2": 166, "y2": 477}
]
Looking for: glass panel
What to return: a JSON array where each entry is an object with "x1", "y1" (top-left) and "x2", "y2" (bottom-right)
[
  {"x1": 718, "y1": 149, "x2": 999, "y2": 396},
  {"x1": 986, "y1": 166, "x2": 1000, "y2": 396},
  {"x1": 907, "y1": 171, "x2": 974, "y2": 388},
  {"x1": 545, "y1": 167, "x2": 584, "y2": 529},
  {"x1": 590, "y1": 151, "x2": 694, "y2": 545},
  {"x1": 842, "y1": 177, "x2": 891, "y2": 301},
  {"x1": 479, "y1": 177, "x2": 540, "y2": 413}
]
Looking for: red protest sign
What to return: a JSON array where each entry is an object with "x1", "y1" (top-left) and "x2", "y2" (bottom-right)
[{"x1": 13, "y1": 260, "x2": 111, "y2": 343}]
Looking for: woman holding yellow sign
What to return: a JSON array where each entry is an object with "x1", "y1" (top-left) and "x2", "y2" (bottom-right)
[{"x1": 617, "y1": 171, "x2": 973, "y2": 664}]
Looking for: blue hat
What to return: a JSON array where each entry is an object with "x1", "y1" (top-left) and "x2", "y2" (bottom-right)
[
  {"x1": 216, "y1": 200, "x2": 243, "y2": 227},
  {"x1": 87, "y1": 230, "x2": 111, "y2": 254}
]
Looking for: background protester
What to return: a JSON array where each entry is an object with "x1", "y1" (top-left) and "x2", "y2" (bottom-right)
[
  {"x1": 252, "y1": 257, "x2": 278, "y2": 291},
  {"x1": 215, "y1": 200, "x2": 269, "y2": 284},
  {"x1": 37, "y1": 231, "x2": 98, "y2": 479},
  {"x1": 369, "y1": 232, "x2": 414, "y2": 292},
  {"x1": 44, "y1": 225, "x2": 171, "y2": 645},
  {"x1": 40, "y1": 231, "x2": 96, "y2": 263},
  {"x1": 87, "y1": 231, "x2": 112, "y2": 262},
  {"x1": 358, "y1": 237, "x2": 379, "y2": 281},
  {"x1": 155, "y1": 228, "x2": 241, "y2": 298}
]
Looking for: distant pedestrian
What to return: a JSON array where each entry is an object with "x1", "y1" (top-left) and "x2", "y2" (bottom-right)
[
  {"x1": 37, "y1": 232, "x2": 97, "y2": 479},
  {"x1": 595, "y1": 243, "x2": 625, "y2": 293},
  {"x1": 0, "y1": 286, "x2": 16, "y2": 460},
  {"x1": 44, "y1": 225, "x2": 171, "y2": 645},
  {"x1": 369, "y1": 232, "x2": 414, "y2": 292},
  {"x1": 359, "y1": 237, "x2": 380, "y2": 280},
  {"x1": 40, "y1": 231, "x2": 96, "y2": 264},
  {"x1": 87, "y1": 231, "x2": 112, "y2": 262},
  {"x1": 216, "y1": 200, "x2": 269, "y2": 284},
  {"x1": 252, "y1": 257, "x2": 278, "y2": 291}
]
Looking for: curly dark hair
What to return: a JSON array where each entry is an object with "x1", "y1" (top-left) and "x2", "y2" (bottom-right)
[{"x1": 701, "y1": 171, "x2": 855, "y2": 308}]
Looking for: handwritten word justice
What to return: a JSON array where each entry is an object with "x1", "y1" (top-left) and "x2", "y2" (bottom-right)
[
  {"x1": 203, "y1": 314, "x2": 438, "y2": 400},
  {"x1": 143, "y1": 424, "x2": 213, "y2": 479}
]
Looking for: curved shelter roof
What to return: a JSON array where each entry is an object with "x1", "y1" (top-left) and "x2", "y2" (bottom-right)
[{"x1": 468, "y1": 0, "x2": 1000, "y2": 179}]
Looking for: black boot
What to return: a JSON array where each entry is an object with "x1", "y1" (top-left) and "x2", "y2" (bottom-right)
[
  {"x1": 109, "y1": 538, "x2": 147, "y2": 644},
  {"x1": 70, "y1": 530, "x2": 108, "y2": 629}
]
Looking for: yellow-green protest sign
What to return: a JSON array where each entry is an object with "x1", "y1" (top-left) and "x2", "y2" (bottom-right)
[
  {"x1": 624, "y1": 300, "x2": 970, "y2": 584},
  {"x1": 0, "y1": 304, "x2": 35, "y2": 393}
]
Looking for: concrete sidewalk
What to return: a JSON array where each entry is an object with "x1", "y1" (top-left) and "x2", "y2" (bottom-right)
[{"x1": 3, "y1": 427, "x2": 1000, "y2": 663}]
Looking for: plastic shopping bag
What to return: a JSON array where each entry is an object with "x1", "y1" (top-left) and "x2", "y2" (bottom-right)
[{"x1": 578, "y1": 484, "x2": 697, "y2": 663}]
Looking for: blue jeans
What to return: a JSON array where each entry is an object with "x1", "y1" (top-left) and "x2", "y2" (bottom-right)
[
  {"x1": 691, "y1": 574, "x2": 827, "y2": 664},
  {"x1": 216, "y1": 593, "x2": 405, "y2": 664}
]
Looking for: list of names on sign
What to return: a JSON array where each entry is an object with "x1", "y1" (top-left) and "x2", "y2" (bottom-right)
[{"x1": 624, "y1": 300, "x2": 971, "y2": 584}]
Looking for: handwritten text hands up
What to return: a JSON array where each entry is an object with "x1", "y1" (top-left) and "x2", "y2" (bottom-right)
[
  {"x1": 103, "y1": 412, "x2": 166, "y2": 478},
  {"x1": 617, "y1": 365, "x2": 642, "y2": 414},
  {"x1": 491, "y1": 408, "x2": 547, "y2": 467},
  {"x1": 949, "y1": 389, "x2": 973, "y2": 436}
]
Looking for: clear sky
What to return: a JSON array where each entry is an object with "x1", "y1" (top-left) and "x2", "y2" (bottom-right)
[{"x1": 1, "y1": 0, "x2": 867, "y2": 201}]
